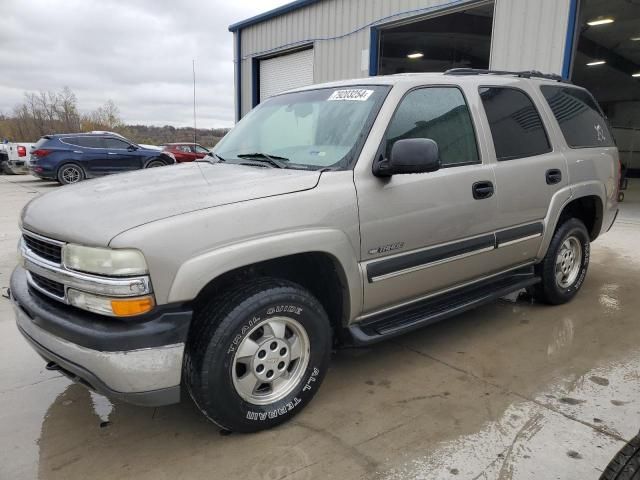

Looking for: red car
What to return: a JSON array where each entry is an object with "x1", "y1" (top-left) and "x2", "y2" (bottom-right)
[{"x1": 161, "y1": 143, "x2": 211, "y2": 163}]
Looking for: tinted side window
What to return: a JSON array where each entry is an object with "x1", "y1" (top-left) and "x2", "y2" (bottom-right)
[
  {"x1": 61, "y1": 137, "x2": 82, "y2": 147},
  {"x1": 71, "y1": 136, "x2": 103, "y2": 148},
  {"x1": 479, "y1": 87, "x2": 551, "y2": 161},
  {"x1": 540, "y1": 86, "x2": 615, "y2": 148},
  {"x1": 385, "y1": 87, "x2": 479, "y2": 167},
  {"x1": 104, "y1": 137, "x2": 131, "y2": 149}
]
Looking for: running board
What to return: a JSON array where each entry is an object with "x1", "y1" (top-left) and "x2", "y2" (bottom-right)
[{"x1": 348, "y1": 268, "x2": 540, "y2": 345}]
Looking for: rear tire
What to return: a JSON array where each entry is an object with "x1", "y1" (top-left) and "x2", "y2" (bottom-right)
[
  {"x1": 533, "y1": 218, "x2": 590, "y2": 305},
  {"x1": 57, "y1": 163, "x2": 85, "y2": 185},
  {"x1": 184, "y1": 278, "x2": 332, "y2": 433}
]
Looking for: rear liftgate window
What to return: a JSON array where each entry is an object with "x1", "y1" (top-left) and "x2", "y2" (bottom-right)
[
  {"x1": 480, "y1": 87, "x2": 551, "y2": 161},
  {"x1": 540, "y1": 85, "x2": 615, "y2": 148}
]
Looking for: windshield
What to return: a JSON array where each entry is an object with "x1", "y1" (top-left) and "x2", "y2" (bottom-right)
[{"x1": 215, "y1": 85, "x2": 389, "y2": 170}]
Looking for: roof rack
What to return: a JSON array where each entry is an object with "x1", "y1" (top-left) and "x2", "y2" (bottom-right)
[{"x1": 444, "y1": 68, "x2": 568, "y2": 83}]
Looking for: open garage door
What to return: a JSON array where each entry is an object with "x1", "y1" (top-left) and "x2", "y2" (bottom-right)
[
  {"x1": 377, "y1": 2, "x2": 494, "y2": 75},
  {"x1": 571, "y1": 0, "x2": 640, "y2": 177},
  {"x1": 259, "y1": 48, "x2": 314, "y2": 102}
]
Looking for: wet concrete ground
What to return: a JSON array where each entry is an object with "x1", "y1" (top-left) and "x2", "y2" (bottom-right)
[{"x1": 1, "y1": 175, "x2": 639, "y2": 480}]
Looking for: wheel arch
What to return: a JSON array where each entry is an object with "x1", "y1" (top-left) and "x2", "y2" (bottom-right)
[
  {"x1": 537, "y1": 182, "x2": 606, "y2": 259},
  {"x1": 168, "y1": 230, "x2": 363, "y2": 333},
  {"x1": 191, "y1": 252, "x2": 351, "y2": 342}
]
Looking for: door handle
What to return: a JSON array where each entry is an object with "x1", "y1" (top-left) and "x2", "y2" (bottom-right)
[
  {"x1": 472, "y1": 181, "x2": 494, "y2": 200},
  {"x1": 107, "y1": 152, "x2": 117, "y2": 155},
  {"x1": 546, "y1": 169, "x2": 562, "y2": 185}
]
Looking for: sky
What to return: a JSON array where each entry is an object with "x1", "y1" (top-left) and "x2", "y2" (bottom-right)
[{"x1": 0, "y1": 0, "x2": 289, "y2": 128}]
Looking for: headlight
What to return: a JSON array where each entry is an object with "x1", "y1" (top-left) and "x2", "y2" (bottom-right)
[{"x1": 62, "y1": 244, "x2": 148, "y2": 276}]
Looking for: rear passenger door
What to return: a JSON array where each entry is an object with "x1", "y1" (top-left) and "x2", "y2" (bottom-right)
[
  {"x1": 73, "y1": 136, "x2": 110, "y2": 176},
  {"x1": 477, "y1": 85, "x2": 569, "y2": 267}
]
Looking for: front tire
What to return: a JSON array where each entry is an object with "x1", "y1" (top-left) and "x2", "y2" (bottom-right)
[
  {"x1": 57, "y1": 163, "x2": 85, "y2": 185},
  {"x1": 533, "y1": 218, "x2": 590, "y2": 305},
  {"x1": 184, "y1": 278, "x2": 332, "y2": 433},
  {"x1": 145, "y1": 159, "x2": 165, "y2": 168}
]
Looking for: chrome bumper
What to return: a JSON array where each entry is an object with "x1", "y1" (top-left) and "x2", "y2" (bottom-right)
[{"x1": 14, "y1": 302, "x2": 184, "y2": 406}]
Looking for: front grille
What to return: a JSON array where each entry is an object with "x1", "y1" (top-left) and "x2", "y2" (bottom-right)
[
  {"x1": 23, "y1": 234, "x2": 62, "y2": 264},
  {"x1": 30, "y1": 272, "x2": 65, "y2": 298}
]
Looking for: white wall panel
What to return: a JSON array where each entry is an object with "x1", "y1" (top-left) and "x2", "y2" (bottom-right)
[{"x1": 236, "y1": 0, "x2": 573, "y2": 118}]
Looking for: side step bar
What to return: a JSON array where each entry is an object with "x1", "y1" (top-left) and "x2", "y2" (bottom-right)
[{"x1": 348, "y1": 268, "x2": 540, "y2": 345}]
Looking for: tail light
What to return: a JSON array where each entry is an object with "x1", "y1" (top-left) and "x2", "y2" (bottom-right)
[
  {"x1": 17, "y1": 146, "x2": 27, "y2": 157},
  {"x1": 32, "y1": 149, "x2": 52, "y2": 157}
]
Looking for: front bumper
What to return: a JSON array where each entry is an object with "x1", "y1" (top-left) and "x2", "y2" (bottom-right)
[{"x1": 10, "y1": 266, "x2": 192, "y2": 406}]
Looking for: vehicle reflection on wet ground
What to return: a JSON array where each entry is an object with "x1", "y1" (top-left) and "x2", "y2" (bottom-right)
[{"x1": 1, "y1": 176, "x2": 639, "y2": 480}]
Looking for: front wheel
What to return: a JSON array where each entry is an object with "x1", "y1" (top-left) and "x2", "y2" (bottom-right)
[
  {"x1": 533, "y1": 218, "x2": 590, "y2": 305},
  {"x1": 184, "y1": 278, "x2": 332, "y2": 433},
  {"x1": 145, "y1": 159, "x2": 165, "y2": 168}
]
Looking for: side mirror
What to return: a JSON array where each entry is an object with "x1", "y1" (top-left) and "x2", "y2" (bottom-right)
[
  {"x1": 127, "y1": 145, "x2": 138, "y2": 152},
  {"x1": 374, "y1": 138, "x2": 440, "y2": 177}
]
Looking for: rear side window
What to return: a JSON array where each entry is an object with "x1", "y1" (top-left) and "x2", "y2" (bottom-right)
[
  {"x1": 60, "y1": 137, "x2": 82, "y2": 147},
  {"x1": 71, "y1": 136, "x2": 103, "y2": 148},
  {"x1": 479, "y1": 87, "x2": 551, "y2": 161},
  {"x1": 384, "y1": 87, "x2": 479, "y2": 167},
  {"x1": 540, "y1": 86, "x2": 615, "y2": 148}
]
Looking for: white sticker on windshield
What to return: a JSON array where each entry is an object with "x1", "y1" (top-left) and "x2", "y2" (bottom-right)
[{"x1": 328, "y1": 89, "x2": 374, "y2": 102}]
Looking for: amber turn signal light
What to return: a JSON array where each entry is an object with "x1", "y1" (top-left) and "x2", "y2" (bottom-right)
[{"x1": 110, "y1": 296, "x2": 155, "y2": 317}]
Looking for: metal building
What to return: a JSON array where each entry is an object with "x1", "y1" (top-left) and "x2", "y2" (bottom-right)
[{"x1": 229, "y1": 0, "x2": 639, "y2": 173}]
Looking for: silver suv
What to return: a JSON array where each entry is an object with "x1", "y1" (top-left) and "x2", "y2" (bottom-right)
[{"x1": 11, "y1": 70, "x2": 620, "y2": 432}]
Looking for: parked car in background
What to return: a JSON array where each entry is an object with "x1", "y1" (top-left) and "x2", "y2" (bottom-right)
[
  {"x1": 161, "y1": 143, "x2": 210, "y2": 162},
  {"x1": 29, "y1": 132, "x2": 176, "y2": 185},
  {"x1": 0, "y1": 142, "x2": 35, "y2": 174}
]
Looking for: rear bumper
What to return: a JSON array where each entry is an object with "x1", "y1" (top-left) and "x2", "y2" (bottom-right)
[
  {"x1": 29, "y1": 165, "x2": 56, "y2": 179},
  {"x1": 6, "y1": 160, "x2": 29, "y2": 174},
  {"x1": 10, "y1": 266, "x2": 191, "y2": 406}
]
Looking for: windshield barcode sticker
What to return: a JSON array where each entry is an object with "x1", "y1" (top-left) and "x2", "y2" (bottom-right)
[{"x1": 328, "y1": 89, "x2": 374, "y2": 102}]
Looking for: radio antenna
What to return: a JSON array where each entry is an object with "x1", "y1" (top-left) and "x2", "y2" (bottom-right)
[{"x1": 192, "y1": 59, "x2": 197, "y2": 146}]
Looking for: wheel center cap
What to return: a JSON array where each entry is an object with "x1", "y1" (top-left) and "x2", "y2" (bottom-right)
[{"x1": 252, "y1": 338, "x2": 291, "y2": 382}]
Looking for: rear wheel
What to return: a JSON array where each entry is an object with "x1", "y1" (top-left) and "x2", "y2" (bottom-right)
[
  {"x1": 184, "y1": 278, "x2": 332, "y2": 433},
  {"x1": 533, "y1": 218, "x2": 590, "y2": 305},
  {"x1": 57, "y1": 163, "x2": 85, "y2": 185}
]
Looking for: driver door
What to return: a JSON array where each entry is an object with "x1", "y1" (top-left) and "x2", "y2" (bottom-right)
[{"x1": 356, "y1": 86, "x2": 499, "y2": 314}]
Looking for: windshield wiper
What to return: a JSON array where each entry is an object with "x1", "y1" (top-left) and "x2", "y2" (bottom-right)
[
  {"x1": 197, "y1": 152, "x2": 226, "y2": 164},
  {"x1": 236, "y1": 152, "x2": 289, "y2": 169}
]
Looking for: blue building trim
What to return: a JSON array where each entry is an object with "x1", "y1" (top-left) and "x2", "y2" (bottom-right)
[
  {"x1": 251, "y1": 57, "x2": 260, "y2": 108},
  {"x1": 229, "y1": 0, "x2": 321, "y2": 32},
  {"x1": 369, "y1": 27, "x2": 380, "y2": 76},
  {"x1": 562, "y1": 0, "x2": 579, "y2": 79},
  {"x1": 235, "y1": 30, "x2": 242, "y2": 122}
]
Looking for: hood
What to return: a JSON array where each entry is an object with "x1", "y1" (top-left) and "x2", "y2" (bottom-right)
[{"x1": 21, "y1": 162, "x2": 321, "y2": 245}]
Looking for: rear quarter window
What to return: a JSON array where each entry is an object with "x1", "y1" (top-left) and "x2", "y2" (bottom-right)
[
  {"x1": 33, "y1": 137, "x2": 51, "y2": 149},
  {"x1": 540, "y1": 85, "x2": 615, "y2": 148}
]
